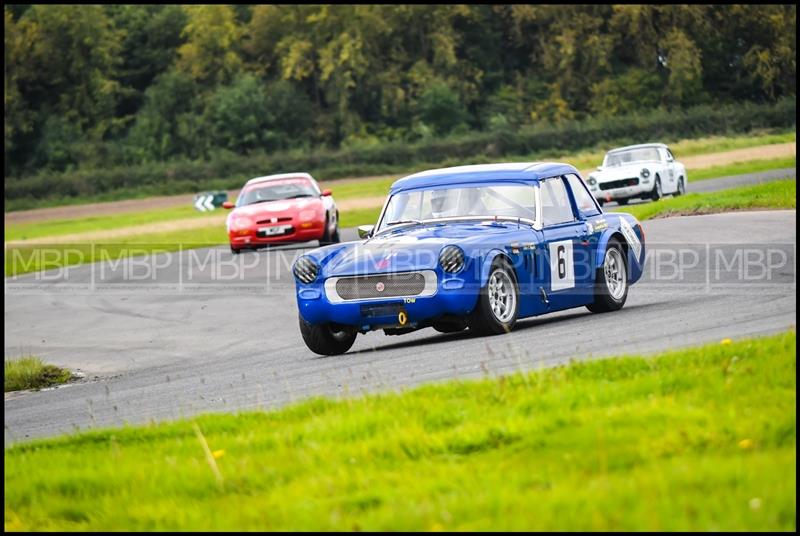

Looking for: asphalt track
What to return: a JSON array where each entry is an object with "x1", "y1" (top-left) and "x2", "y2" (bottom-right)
[{"x1": 4, "y1": 172, "x2": 796, "y2": 443}]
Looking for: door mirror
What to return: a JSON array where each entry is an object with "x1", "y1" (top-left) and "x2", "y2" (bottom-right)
[
  {"x1": 321, "y1": 189, "x2": 332, "y2": 196},
  {"x1": 222, "y1": 201, "x2": 235, "y2": 209},
  {"x1": 357, "y1": 225, "x2": 374, "y2": 239},
  {"x1": 596, "y1": 166, "x2": 603, "y2": 171}
]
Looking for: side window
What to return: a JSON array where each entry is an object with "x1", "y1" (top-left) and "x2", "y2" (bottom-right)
[
  {"x1": 666, "y1": 148, "x2": 675, "y2": 161},
  {"x1": 565, "y1": 174, "x2": 600, "y2": 217},
  {"x1": 540, "y1": 178, "x2": 575, "y2": 226}
]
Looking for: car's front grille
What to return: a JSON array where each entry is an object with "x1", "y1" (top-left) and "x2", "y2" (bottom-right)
[
  {"x1": 256, "y1": 216, "x2": 292, "y2": 225},
  {"x1": 600, "y1": 178, "x2": 640, "y2": 191},
  {"x1": 335, "y1": 272, "x2": 427, "y2": 301}
]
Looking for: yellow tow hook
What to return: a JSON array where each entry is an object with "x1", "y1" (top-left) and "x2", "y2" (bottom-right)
[{"x1": 398, "y1": 311, "x2": 408, "y2": 326}]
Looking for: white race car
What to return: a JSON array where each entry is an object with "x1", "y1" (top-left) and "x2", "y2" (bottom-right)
[{"x1": 585, "y1": 143, "x2": 687, "y2": 206}]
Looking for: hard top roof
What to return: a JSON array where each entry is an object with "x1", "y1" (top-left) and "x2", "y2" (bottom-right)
[
  {"x1": 390, "y1": 162, "x2": 579, "y2": 192},
  {"x1": 245, "y1": 172, "x2": 315, "y2": 186},
  {"x1": 606, "y1": 143, "x2": 669, "y2": 153}
]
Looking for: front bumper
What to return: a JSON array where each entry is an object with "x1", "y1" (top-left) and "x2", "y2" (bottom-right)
[
  {"x1": 590, "y1": 178, "x2": 652, "y2": 201},
  {"x1": 296, "y1": 272, "x2": 480, "y2": 332},
  {"x1": 230, "y1": 220, "x2": 325, "y2": 247}
]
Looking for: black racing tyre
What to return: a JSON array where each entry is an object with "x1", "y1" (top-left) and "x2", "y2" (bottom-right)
[
  {"x1": 675, "y1": 177, "x2": 685, "y2": 197},
  {"x1": 299, "y1": 316, "x2": 357, "y2": 355},
  {"x1": 587, "y1": 238, "x2": 629, "y2": 313},
  {"x1": 468, "y1": 257, "x2": 519, "y2": 336},
  {"x1": 597, "y1": 198, "x2": 605, "y2": 207},
  {"x1": 330, "y1": 212, "x2": 341, "y2": 243},
  {"x1": 617, "y1": 198, "x2": 629, "y2": 206},
  {"x1": 230, "y1": 245, "x2": 241, "y2": 255},
  {"x1": 650, "y1": 175, "x2": 663, "y2": 201},
  {"x1": 319, "y1": 212, "x2": 340, "y2": 245}
]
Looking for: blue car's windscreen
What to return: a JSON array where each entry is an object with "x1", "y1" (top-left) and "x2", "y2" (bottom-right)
[{"x1": 378, "y1": 184, "x2": 537, "y2": 231}]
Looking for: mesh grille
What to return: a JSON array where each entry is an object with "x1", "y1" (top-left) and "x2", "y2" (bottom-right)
[
  {"x1": 600, "y1": 178, "x2": 640, "y2": 191},
  {"x1": 335, "y1": 272, "x2": 426, "y2": 301}
]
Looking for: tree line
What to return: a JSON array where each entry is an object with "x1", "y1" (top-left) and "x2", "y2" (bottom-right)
[{"x1": 4, "y1": 4, "x2": 796, "y2": 178}]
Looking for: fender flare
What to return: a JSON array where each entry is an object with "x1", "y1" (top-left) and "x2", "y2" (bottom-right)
[
  {"x1": 595, "y1": 224, "x2": 645, "y2": 285},
  {"x1": 479, "y1": 249, "x2": 515, "y2": 287}
]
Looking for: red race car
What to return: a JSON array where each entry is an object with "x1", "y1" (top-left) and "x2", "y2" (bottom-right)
[{"x1": 223, "y1": 173, "x2": 340, "y2": 253}]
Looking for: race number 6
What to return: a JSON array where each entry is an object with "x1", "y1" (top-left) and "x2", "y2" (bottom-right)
[
  {"x1": 557, "y1": 245, "x2": 566, "y2": 279},
  {"x1": 549, "y1": 240, "x2": 574, "y2": 291}
]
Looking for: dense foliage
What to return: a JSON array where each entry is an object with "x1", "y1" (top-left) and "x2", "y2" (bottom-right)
[
  {"x1": 4, "y1": 5, "x2": 796, "y2": 179},
  {"x1": 4, "y1": 99, "x2": 795, "y2": 209}
]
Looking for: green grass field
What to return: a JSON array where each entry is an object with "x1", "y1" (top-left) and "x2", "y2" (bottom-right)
[
  {"x1": 5, "y1": 179, "x2": 795, "y2": 277},
  {"x1": 689, "y1": 156, "x2": 796, "y2": 182},
  {"x1": 616, "y1": 178, "x2": 796, "y2": 221},
  {"x1": 4, "y1": 330, "x2": 795, "y2": 531},
  {"x1": 4, "y1": 356, "x2": 72, "y2": 392},
  {"x1": 5, "y1": 204, "x2": 216, "y2": 242}
]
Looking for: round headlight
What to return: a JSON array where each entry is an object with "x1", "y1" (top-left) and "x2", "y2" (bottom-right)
[
  {"x1": 299, "y1": 209, "x2": 317, "y2": 222},
  {"x1": 231, "y1": 216, "x2": 254, "y2": 230},
  {"x1": 640, "y1": 168, "x2": 651, "y2": 178},
  {"x1": 439, "y1": 245, "x2": 465, "y2": 273},
  {"x1": 587, "y1": 176, "x2": 597, "y2": 186},
  {"x1": 293, "y1": 256, "x2": 320, "y2": 284}
]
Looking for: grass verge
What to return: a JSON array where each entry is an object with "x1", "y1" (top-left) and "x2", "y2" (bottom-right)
[
  {"x1": 4, "y1": 356, "x2": 73, "y2": 392},
  {"x1": 689, "y1": 156, "x2": 796, "y2": 182},
  {"x1": 4, "y1": 330, "x2": 796, "y2": 531},
  {"x1": 615, "y1": 178, "x2": 796, "y2": 221}
]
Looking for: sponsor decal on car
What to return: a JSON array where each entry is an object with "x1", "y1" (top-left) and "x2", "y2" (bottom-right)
[{"x1": 619, "y1": 218, "x2": 642, "y2": 262}]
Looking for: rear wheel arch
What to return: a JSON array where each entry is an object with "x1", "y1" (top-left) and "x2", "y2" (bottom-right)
[
  {"x1": 319, "y1": 211, "x2": 340, "y2": 245},
  {"x1": 651, "y1": 174, "x2": 663, "y2": 200},
  {"x1": 595, "y1": 230, "x2": 629, "y2": 273},
  {"x1": 676, "y1": 176, "x2": 686, "y2": 196},
  {"x1": 587, "y1": 236, "x2": 629, "y2": 313}
]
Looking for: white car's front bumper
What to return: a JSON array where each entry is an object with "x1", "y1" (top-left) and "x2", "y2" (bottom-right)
[{"x1": 588, "y1": 176, "x2": 653, "y2": 201}]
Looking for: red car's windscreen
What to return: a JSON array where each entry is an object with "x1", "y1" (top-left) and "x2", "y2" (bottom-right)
[{"x1": 238, "y1": 178, "x2": 318, "y2": 207}]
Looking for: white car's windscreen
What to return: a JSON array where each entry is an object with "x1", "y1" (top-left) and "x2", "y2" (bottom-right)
[
  {"x1": 604, "y1": 147, "x2": 661, "y2": 167},
  {"x1": 379, "y1": 184, "x2": 537, "y2": 230}
]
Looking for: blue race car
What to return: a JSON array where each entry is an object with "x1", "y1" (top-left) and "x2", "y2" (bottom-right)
[{"x1": 293, "y1": 163, "x2": 646, "y2": 355}]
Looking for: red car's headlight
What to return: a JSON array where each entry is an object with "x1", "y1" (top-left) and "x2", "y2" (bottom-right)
[
  {"x1": 299, "y1": 210, "x2": 319, "y2": 222},
  {"x1": 231, "y1": 216, "x2": 254, "y2": 230}
]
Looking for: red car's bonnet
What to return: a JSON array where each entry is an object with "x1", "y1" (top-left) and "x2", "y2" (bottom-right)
[{"x1": 232, "y1": 197, "x2": 323, "y2": 220}]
